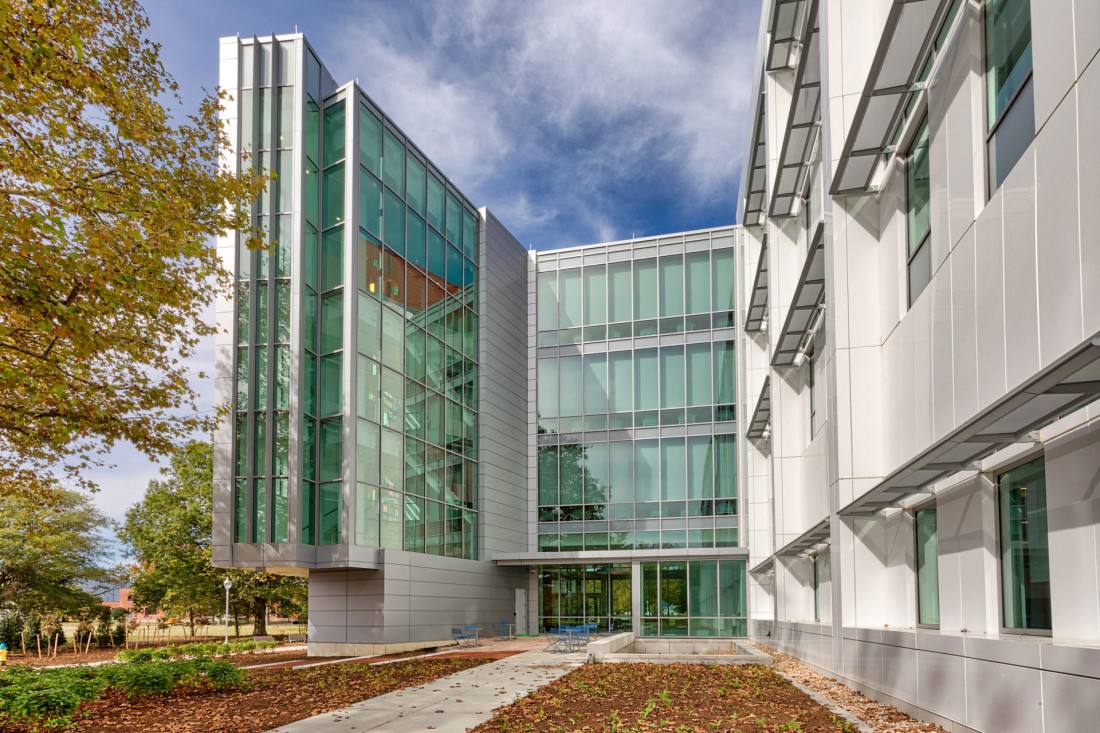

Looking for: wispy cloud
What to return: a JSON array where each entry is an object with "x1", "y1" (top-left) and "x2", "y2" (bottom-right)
[{"x1": 326, "y1": 0, "x2": 759, "y2": 247}]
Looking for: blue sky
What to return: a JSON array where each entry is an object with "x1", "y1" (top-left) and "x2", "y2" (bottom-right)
[{"x1": 90, "y1": 0, "x2": 762, "y2": 542}]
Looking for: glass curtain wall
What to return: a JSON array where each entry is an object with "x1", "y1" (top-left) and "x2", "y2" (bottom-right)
[
  {"x1": 640, "y1": 559, "x2": 746, "y2": 636},
  {"x1": 353, "y1": 99, "x2": 480, "y2": 560},
  {"x1": 539, "y1": 564, "x2": 632, "y2": 633},
  {"x1": 234, "y1": 39, "x2": 297, "y2": 545},
  {"x1": 535, "y1": 235, "x2": 739, "y2": 553},
  {"x1": 536, "y1": 245, "x2": 736, "y2": 352}
]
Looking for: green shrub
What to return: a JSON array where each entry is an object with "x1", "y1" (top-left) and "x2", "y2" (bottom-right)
[
  {"x1": 0, "y1": 657, "x2": 248, "y2": 730},
  {"x1": 0, "y1": 665, "x2": 107, "y2": 730},
  {"x1": 114, "y1": 648, "x2": 154, "y2": 663},
  {"x1": 202, "y1": 660, "x2": 245, "y2": 689}
]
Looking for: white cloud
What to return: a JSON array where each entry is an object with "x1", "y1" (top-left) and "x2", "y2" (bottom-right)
[{"x1": 326, "y1": 0, "x2": 759, "y2": 245}]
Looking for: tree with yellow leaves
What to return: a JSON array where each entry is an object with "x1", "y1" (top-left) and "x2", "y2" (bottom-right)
[{"x1": 0, "y1": 0, "x2": 266, "y2": 499}]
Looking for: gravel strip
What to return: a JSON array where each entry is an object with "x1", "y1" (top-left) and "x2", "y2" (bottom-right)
[{"x1": 756, "y1": 644, "x2": 948, "y2": 733}]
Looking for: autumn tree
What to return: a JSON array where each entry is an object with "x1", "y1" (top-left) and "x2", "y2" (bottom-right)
[
  {"x1": 121, "y1": 441, "x2": 306, "y2": 636},
  {"x1": 0, "y1": 482, "x2": 112, "y2": 613},
  {"x1": 0, "y1": 0, "x2": 265, "y2": 499}
]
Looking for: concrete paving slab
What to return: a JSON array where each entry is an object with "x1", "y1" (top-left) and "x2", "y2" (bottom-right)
[{"x1": 266, "y1": 649, "x2": 585, "y2": 733}]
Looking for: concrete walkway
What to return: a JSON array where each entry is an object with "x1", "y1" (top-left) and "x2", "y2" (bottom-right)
[{"x1": 266, "y1": 646, "x2": 586, "y2": 733}]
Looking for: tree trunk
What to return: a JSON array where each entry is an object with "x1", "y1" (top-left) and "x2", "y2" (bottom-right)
[{"x1": 252, "y1": 596, "x2": 268, "y2": 636}]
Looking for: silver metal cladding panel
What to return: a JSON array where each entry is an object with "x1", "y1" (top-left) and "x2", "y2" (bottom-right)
[{"x1": 478, "y1": 209, "x2": 531, "y2": 555}]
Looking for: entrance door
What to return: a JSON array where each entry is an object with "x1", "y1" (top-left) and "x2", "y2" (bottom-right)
[{"x1": 514, "y1": 588, "x2": 527, "y2": 635}]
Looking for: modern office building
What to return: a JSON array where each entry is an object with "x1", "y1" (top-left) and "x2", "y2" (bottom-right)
[
  {"x1": 741, "y1": 0, "x2": 1100, "y2": 731},
  {"x1": 211, "y1": 34, "x2": 749, "y2": 655},
  {"x1": 214, "y1": 0, "x2": 1100, "y2": 727},
  {"x1": 504, "y1": 231, "x2": 748, "y2": 637}
]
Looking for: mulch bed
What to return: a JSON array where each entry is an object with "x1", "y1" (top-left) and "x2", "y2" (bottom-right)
[
  {"x1": 2, "y1": 656, "x2": 493, "y2": 733},
  {"x1": 759, "y1": 645, "x2": 947, "y2": 733},
  {"x1": 470, "y1": 663, "x2": 859, "y2": 732}
]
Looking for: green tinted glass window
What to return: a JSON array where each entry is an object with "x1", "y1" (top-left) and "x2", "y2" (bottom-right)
[
  {"x1": 426, "y1": 174, "x2": 445, "y2": 232},
  {"x1": 559, "y1": 356, "x2": 582, "y2": 417},
  {"x1": 634, "y1": 349, "x2": 659, "y2": 411},
  {"x1": 537, "y1": 358, "x2": 559, "y2": 419},
  {"x1": 462, "y1": 210, "x2": 478, "y2": 260},
  {"x1": 633, "y1": 259, "x2": 657, "y2": 319},
  {"x1": 684, "y1": 251, "x2": 710, "y2": 313},
  {"x1": 320, "y1": 291, "x2": 342, "y2": 353},
  {"x1": 907, "y1": 117, "x2": 931, "y2": 257},
  {"x1": 583, "y1": 354, "x2": 608, "y2": 415},
  {"x1": 608, "y1": 262, "x2": 631, "y2": 323},
  {"x1": 359, "y1": 107, "x2": 382, "y2": 176},
  {"x1": 999, "y1": 456, "x2": 1050, "y2": 630},
  {"x1": 583, "y1": 265, "x2": 606, "y2": 326},
  {"x1": 252, "y1": 478, "x2": 266, "y2": 542},
  {"x1": 687, "y1": 436, "x2": 713, "y2": 500},
  {"x1": 537, "y1": 272, "x2": 558, "y2": 331},
  {"x1": 322, "y1": 164, "x2": 344, "y2": 229},
  {"x1": 538, "y1": 445, "x2": 558, "y2": 505},
  {"x1": 713, "y1": 341, "x2": 735, "y2": 404},
  {"x1": 559, "y1": 268, "x2": 582, "y2": 329},
  {"x1": 319, "y1": 418, "x2": 342, "y2": 483},
  {"x1": 354, "y1": 483, "x2": 379, "y2": 546},
  {"x1": 916, "y1": 504, "x2": 940, "y2": 625},
  {"x1": 236, "y1": 347, "x2": 248, "y2": 409},
  {"x1": 406, "y1": 154, "x2": 426, "y2": 215},
  {"x1": 659, "y1": 255, "x2": 684, "y2": 317},
  {"x1": 383, "y1": 188, "x2": 405, "y2": 256},
  {"x1": 272, "y1": 477, "x2": 288, "y2": 543},
  {"x1": 322, "y1": 102, "x2": 345, "y2": 167},
  {"x1": 254, "y1": 346, "x2": 268, "y2": 408},
  {"x1": 254, "y1": 282, "x2": 268, "y2": 344},
  {"x1": 985, "y1": 0, "x2": 1032, "y2": 125},
  {"x1": 382, "y1": 128, "x2": 404, "y2": 194},
  {"x1": 445, "y1": 193, "x2": 461, "y2": 244},
  {"x1": 234, "y1": 479, "x2": 247, "y2": 542},
  {"x1": 320, "y1": 352, "x2": 342, "y2": 417},
  {"x1": 360, "y1": 170, "x2": 382, "y2": 237},
  {"x1": 273, "y1": 345, "x2": 290, "y2": 409},
  {"x1": 321, "y1": 228, "x2": 343, "y2": 291},
  {"x1": 318, "y1": 480, "x2": 341, "y2": 545},
  {"x1": 357, "y1": 291, "x2": 381, "y2": 360},
  {"x1": 608, "y1": 351, "x2": 632, "y2": 413},
  {"x1": 356, "y1": 356, "x2": 380, "y2": 424},
  {"x1": 715, "y1": 435, "x2": 736, "y2": 500},
  {"x1": 635, "y1": 440, "x2": 659, "y2": 502},
  {"x1": 686, "y1": 343, "x2": 711, "y2": 406},
  {"x1": 660, "y1": 346, "x2": 685, "y2": 408},
  {"x1": 661, "y1": 438, "x2": 686, "y2": 500},
  {"x1": 711, "y1": 249, "x2": 734, "y2": 312}
]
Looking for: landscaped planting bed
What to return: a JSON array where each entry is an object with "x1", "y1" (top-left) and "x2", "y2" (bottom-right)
[
  {"x1": 471, "y1": 663, "x2": 859, "y2": 732},
  {"x1": 0, "y1": 656, "x2": 492, "y2": 732}
]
